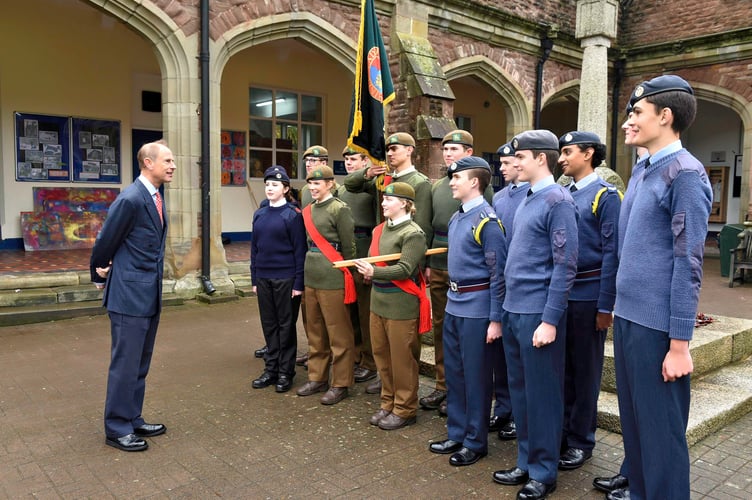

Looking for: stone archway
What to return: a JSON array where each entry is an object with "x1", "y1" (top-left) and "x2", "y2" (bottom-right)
[{"x1": 443, "y1": 55, "x2": 531, "y2": 137}]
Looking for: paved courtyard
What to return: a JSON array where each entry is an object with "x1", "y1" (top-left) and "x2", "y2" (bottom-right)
[{"x1": 1, "y1": 256, "x2": 752, "y2": 498}]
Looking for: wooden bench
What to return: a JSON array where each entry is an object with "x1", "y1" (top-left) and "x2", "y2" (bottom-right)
[{"x1": 729, "y1": 221, "x2": 752, "y2": 287}]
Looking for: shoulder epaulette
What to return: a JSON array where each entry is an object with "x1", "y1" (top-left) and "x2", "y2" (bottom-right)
[
  {"x1": 591, "y1": 186, "x2": 623, "y2": 217},
  {"x1": 473, "y1": 212, "x2": 505, "y2": 245}
]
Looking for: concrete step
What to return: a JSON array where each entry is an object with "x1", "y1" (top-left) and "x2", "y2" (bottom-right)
[{"x1": 598, "y1": 355, "x2": 752, "y2": 446}]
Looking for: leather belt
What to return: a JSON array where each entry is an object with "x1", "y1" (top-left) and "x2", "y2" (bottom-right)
[
  {"x1": 576, "y1": 269, "x2": 601, "y2": 279},
  {"x1": 309, "y1": 240, "x2": 341, "y2": 251},
  {"x1": 449, "y1": 280, "x2": 490, "y2": 293}
]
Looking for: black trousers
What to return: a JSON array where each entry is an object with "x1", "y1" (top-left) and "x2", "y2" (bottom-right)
[{"x1": 256, "y1": 278, "x2": 300, "y2": 378}]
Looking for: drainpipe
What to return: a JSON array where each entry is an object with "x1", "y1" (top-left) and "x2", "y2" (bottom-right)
[
  {"x1": 609, "y1": 58, "x2": 625, "y2": 168},
  {"x1": 534, "y1": 33, "x2": 555, "y2": 129},
  {"x1": 199, "y1": 0, "x2": 215, "y2": 294}
]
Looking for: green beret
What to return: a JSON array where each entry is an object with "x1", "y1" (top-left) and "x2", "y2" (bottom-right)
[
  {"x1": 306, "y1": 165, "x2": 335, "y2": 181},
  {"x1": 442, "y1": 129, "x2": 473, "y2": 147},
  {"x1": 342, "y1": 146, "x2": 360, "y2": 156},
  {"x1": 385, "y1": 132, "x2": 415, "y2": 147},
  {"x1": 303, "y1": 145, "x2": 328, "y2": 158},
  {"x1": 383, "y1": 181, "x2": 415, "y2": 201}
]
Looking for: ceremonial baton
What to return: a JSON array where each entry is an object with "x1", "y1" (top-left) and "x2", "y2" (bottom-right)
[{"x1": 332, "y1": 248, "x2": 447, "y2": 268}]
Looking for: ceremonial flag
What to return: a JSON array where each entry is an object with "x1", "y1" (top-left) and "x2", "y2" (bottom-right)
[{"x1": 346, "y1": 0, "x2": 395, "y2": 165}]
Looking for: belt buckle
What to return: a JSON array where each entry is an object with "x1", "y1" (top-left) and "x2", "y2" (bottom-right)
[{"x1": 449, "y1": 281, "x2": 458, "y2": 292}]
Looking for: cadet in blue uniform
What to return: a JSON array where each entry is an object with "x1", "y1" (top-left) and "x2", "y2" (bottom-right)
[
  {"x1": 492, "y1": 130, "x2": 578, "y2": 500},
  {"x1": 556, "y1": 132, "x2": 620, "y2": 471},
  {"x1": 613, "y1": 75, "x2": 711, "y2": 500},
  {"x1": 428, "y1": 156, "x2": 506, "y2": 467},
  {"x1": 489, "y1": 141, "x2": 526, "y2": 441}
]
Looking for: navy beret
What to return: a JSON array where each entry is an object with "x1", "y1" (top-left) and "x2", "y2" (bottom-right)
[
  {"x1": 559, "y1": 131, "x2": 604, "y2": 149},
  {"x1": 496, "y1": 142, "x2": 515, "y2": 157},
  {"x1": 263, "y1": 165, "x2": 290, "y2": 183},
  {"x1": 629, "y1": 75, "x2": 694, "y2": 109},
  {"x1": 446, "y1": 156, "x2": 491, "y2": 178},
  {"x1": 512, "y1": 129, "x2": 559, "y2": 152}
]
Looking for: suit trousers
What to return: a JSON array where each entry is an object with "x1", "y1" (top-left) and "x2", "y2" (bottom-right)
[
  {"x1": 352, "y1": 273, "x2": 376, "y2": 371},
  {"x1": 428, "y1": 268, "x2": 449, "y2": 391},
  {"x1": 613, "y1": 316, "x2": 690, "y2": 500},
  {"x1": 256, "y1": 277, "x2": 298, "y2": 378},
  {"x1": 370, "y1": 313, "x2": 420, "y2": 418},
  {"x1": 563, "y1": 300, "x2": 606, "y2": 452},
  {"x1": 304, "y1": 287, "x2": 355, "y2": 388},
  {"x1": 105, "y1": 311, "x2": 159, "y2": 438},
  {"x1": 443, "y1": 313, "x2": 493, "y2": 453},
  {"x1": 503, "y1": 311, "x2": 566, "y2": 485}
]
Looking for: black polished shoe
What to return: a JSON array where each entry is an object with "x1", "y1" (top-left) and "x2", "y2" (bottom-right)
[
  {"x1": 134, "y1": 423, "x2": 166, "y2": 437},
  {"x1": 492, "y1": 467, "x2": 529, "y2": 485},
  {"x1": 558, "y1": 447, "x2": 592, "y2": 470},
  {"x1": 593, "y1": 474, "x2": 628, "y2": 493},
  {"x1": 419, "y1": 389, "x2": 447, "y2": 410},
  {"x1": 429, "y1": 438, "x2": 462, "y2": 455},
  {"x1": 517, "y1": 479, "x2": 556, "y2": 499},
  {"x1": 254, "y1": 345, "x2": 268, "y2": 358},
  {"x1": 365, "y1": 378, "x2": 382, "y2": 394},
  {"x1": 498, "y1": 419, "x2": 517, "y2": 440},
  {"x1": 438, "y1": 400, "x2": 448, "y2": 417},
  {"x1": 353, "y1": 366, "x2": 377, "y2": 383},
  {"x1": 295, "y1": 352, "x2": 309, "y2": 366},
  {"x1": 252, "y1": 372, "x2": 278, "y2": 389},
  {"x1": 106, "y1": 433, "x2": 148, "y2": 452},
  {"x1": 606, "y1": 488, "x2": 630, "y2": 500},
  {"x1": 449, "y1": 447, "x2": 486, "y2": 466},
  {"x1": 275, "y1": 375, "x2": 293, "y2": 393},
  {"x1": 489, "y1": 415, "x2": 507, "y2": 432}
]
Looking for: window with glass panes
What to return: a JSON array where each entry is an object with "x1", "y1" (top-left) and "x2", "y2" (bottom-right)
[{"x1": 249, "y1": 87, "x2": 323, "y2": 179}]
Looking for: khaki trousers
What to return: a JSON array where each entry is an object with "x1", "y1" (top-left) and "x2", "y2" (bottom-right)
[
  {"x1": 429, "y1": 268, "x2": 448, "y2": 391},
  {"x1": 304, "y1": 287, "x2": 355, "y2": 388},
  {"x1": 370, "y1": 313, "x2": 420, "y2": 419}
]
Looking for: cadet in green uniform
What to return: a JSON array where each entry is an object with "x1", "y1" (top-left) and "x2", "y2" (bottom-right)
[{"x1": 337, "y1": 147, "x2": 377, "y2": 384}]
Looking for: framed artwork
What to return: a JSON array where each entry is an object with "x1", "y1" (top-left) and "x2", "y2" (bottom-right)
[
  {"x1": 706, "y1": 166, "x2": 729, "y2": 223},
  {"x1": 14, "y1": 112, "x2": 71, "y2": 181},
  {"x1": 72, "y1": 118, "x2": 121, "y2": 183},
  {"x1": 221, "y1": 130, "x2": 247, "y2": 186}
]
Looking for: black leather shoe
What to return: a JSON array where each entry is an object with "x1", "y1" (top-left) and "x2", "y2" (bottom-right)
[
  {"x1": 419, "y1": 389, "x2": 447, "y2": 410},
  {"x1": 254, "y1": 345, "x2": 268, "y2": 358},
  {"x1": 593, "y1": 474, "x2": 628, "y2": 493},
  {"x1": 252, "y1": 372, "x2": 278, "y2": 389},
  {"x1": 295, "y1": 352, "x2": 309, "y2": 366},
  {"x1": 606, "y1": 488, "x2": 630, "y2": 500},
  {"x1": 517, "y1": 479, "x2": 556, "y2": 499},
  {"x1": 492, "y1": 467, "x2": 529, "y2": 485},
  {"x1": 438, "y1": 400, "x2": 448, "y2": 416},
  {"x1": 429, "y1": 439, "x2": 462, "y2": 455},
  {"x1": 354, "y1": 366, "x2": 377, "y2": 383},
  {"x1": 134, "y1": 423, "x2": 166, "y2": 437},
  {"x1": 449, "y1": 447, "x2": 486, "y2": 466},
  {"x1": 365, "y1": 378, "x2": 382, "y2": 394},
  {"x1": 275, "y1": 375, "x2": 293, "y2": 393},
  {"x1": 558, "y1": 447, "x2": 592, "y2": 470},
  {"x1": 106, "y1": 433, "x2": 148, "y2": 452},
  {"x1": 489, "y1": 415, "x2": 507, "y2": 432},
  {"x1": 498, "y1": 419, "x2": 517, "y2": 440}
]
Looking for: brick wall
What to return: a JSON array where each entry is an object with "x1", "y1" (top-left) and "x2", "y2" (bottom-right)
[{"x1": 620, "y1": 0, "x2": 751, "y2": 47}]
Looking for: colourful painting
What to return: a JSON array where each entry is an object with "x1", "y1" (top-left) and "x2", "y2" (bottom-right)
[
  {"x1": 221, "y1": 130, "x2": 247, "y2": 186},
  {"x1": 21, "y1": 187, "x2": 120, "y2": 250}
]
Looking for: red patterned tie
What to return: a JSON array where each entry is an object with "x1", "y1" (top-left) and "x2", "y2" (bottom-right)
[{"x1": 155, "y1": 191, "x2": 163, "y2": 225}]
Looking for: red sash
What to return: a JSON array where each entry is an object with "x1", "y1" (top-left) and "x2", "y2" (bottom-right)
[
  {"x1": 302, "y1": 204, "x2": 356, "y2": 304},
  {"x1": 370, "y1": 223, "x2": 431, "y2": 334}
]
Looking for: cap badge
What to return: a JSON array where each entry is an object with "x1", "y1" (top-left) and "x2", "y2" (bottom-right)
[
  {"x1": 275, "y1": 173, "x2": 281, "y2": 179},
  {"x1": 512, "y1": 138, "x2": 518, "y2": 149},
  {"x1": 634, "y1": 86, "x2": 644, "y2": 97},
  {"x1": 452, "y1": 133, "x2": 461, "y2": 141},
  {"x1": 565, "y1": 133, "x2": 573, "y2": 142},
  {"x1": 449, "y1": 162, "x2": 457, "y2": 171},
  {"x1": 502, "y1": 146, "x2": 510, "y2": 154}
]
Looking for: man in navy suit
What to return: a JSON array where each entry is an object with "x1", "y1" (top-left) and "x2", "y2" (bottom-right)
[{"x1": 91, "y1": 140, "x2": 175, "y2": 452}]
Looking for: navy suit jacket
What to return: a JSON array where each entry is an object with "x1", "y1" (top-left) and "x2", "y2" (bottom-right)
[{"x1": 91, "y1": 180, "x2": 166, "y2": 317}]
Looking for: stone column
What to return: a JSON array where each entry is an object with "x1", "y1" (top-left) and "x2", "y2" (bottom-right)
[
  {"x1": 390, "y1": 0, "x2": 457, "y2": 180},
  {"x1": 576, "y1": 0, "x2": 618, "y2": 141}
]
